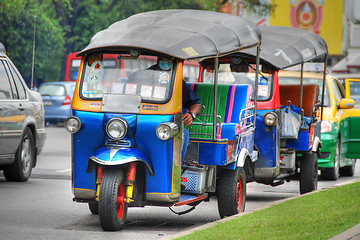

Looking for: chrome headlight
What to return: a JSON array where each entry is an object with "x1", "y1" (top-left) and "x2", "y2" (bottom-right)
[
  {"x1": 106, "y1": 118, "x2": 128, "y2": 140},
  {"x1": 321, "y1": 120, "x2": 332, "y2": 133},
  {"x1": 64, "y1": 116, "x2": 82, "y2": 133},
  {"x1": 263, "y1": 112, "x2": 277, "y2": 126},
  {"x1": 156, "y1": 122, "x2": 179, "y2": 140}
]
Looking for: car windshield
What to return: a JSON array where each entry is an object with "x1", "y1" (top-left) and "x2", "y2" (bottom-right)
[
  {"x1": 278, "y1": 76, "x2": 330, "y2": 107},
  {"x1": 38, "y1": 84, "x2": 66, "y2": 96},
  {"x1": 80, "y1": 53, "x2": 174, "y2": 103},
  {"x1": 201, "y1": 62, "x2": 272, "y2": 101}
]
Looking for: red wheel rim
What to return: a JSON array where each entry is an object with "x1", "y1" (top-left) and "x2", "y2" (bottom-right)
[
  {"x1": 236, "y1": 177, "x2": 244, "y2": 211},
  {"x1": 116, "y1": 182, "x2": 125, "y2": 219}
]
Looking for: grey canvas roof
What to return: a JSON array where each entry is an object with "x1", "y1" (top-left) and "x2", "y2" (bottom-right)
[
  {"x1": 78, "y1": 9, "x2": 261, "y2": 60},
  {"x1": 242, "y1": 25, "x2": 328, "y2": 70}
]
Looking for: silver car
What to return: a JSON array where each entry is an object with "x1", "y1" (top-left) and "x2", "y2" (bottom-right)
[{"x1": 0, "y1": 52, "x2": 46, "y2": 181}]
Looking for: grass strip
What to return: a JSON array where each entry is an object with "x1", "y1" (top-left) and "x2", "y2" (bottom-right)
[{"x1": 176, "y1": 181, "x2": 360, "y2": 240}]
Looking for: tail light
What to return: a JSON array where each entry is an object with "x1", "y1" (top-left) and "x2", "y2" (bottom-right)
[{"x1": 62, "y1": 95, "x2": 71, "y2": 105}]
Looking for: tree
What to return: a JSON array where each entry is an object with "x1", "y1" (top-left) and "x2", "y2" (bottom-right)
[{"x1": 0, "y1": 0, "x2": 64, "y2": 87}]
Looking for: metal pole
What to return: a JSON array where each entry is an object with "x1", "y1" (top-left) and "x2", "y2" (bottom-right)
[
  {"x1": 31, "y1": 15, "x2": 36, "y2": 90},
  {"x1": 299, "y1": 63, "x2": 304, "y2": 110},
  {"x1": 213, "y1": 57, "x2": 219, "y2": 139},
  {"x1": 253, "y1": 45, "x2": 261, "y2": 129},
  {"x1": 320, "y1": 55, "x2": 328, "y2": 121}
]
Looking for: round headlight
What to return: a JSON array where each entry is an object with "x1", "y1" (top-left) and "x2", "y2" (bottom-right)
[
  {"x1": 263, "y1": 112, "x2": 277, "y2": 126},
  {"x1": 64, "y1": 116, "x2": 82, "y2": 133},
  {"x1": 106, "y1": 118, "x2": 128, "y2": 140},
  {"x1": 321, "y1": 120, "x2": 332, "y2": 133},
  {"x1": 156, "y1": 122, "x2": 179, "y2": 140}
]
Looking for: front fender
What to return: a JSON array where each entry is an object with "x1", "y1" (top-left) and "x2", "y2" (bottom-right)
[
  {"x1": 89, "y1": 146, "x2": 154, "y2": 175},
  {"x1": 237, "y1": 148, "x2": 250, "y2": 167}
]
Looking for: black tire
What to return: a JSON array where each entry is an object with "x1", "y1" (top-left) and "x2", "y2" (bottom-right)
[
  {"x1": 217, "y1": 167, "x2": 246, "y2": 219},
  {"x1": 321, "y1": 139, "x2": 340, "y2": 180},
  {"x1": 340, "y1": 159, "x2": 356, "y2": 176},
  {"x1": 88, "y1": 202, "x2": 99, "y2": 214},
  {"x1": 4, "y1": 128, "x2": 35, "y2": 182},
  {"x1": 99, "y1": 168, "x2": 127, "y2": 231},
  {"x1": 300, "y1": 152, "x2": 318, "y2": 194}
]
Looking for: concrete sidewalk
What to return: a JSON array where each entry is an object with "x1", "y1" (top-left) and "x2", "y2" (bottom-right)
[{"x1": 329, "y1": 223, "x2": 360, "y2": 240}]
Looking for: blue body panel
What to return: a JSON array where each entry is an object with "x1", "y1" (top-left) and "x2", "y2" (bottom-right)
[
  {"x1": 72, "y1": 111, "x2": 177, "y2": 196},
  {"x1": 72, "y1": 110, "x2": 105, "y2": 192},
  {"x1": 285, "y1": 130, "x2": 310, "y2": 151},
  {"x1": 254, "y1": 110, "x2": 278, "y2": 169},
  {"x1": 135, "y1": 115, "x2": 177, "y2": 194},
  {"x1": 197, "y1": 141, "x2": 228, "y2": 166}
]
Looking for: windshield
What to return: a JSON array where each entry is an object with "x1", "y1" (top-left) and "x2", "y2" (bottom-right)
[
  {"x1": 80, "y1": 53, "x2": 175, "y2": 103},
  {"x1": 39, "y1": 84, "x2": 66, "y2": 96},
  {"x1": 201, "y1": 62, "x2": 272, "y2": 101},
  {"x1": 278, "y1": 76, "x2": 330, "y2": 107}
]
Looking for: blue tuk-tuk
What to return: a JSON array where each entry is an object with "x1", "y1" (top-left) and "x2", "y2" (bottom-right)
[
  {"x1": 239, "y1": 26, "x2": 328, "y2": 194},
  {"x1": 65, "y1": 10, "x2": 261, "y2": 231}
]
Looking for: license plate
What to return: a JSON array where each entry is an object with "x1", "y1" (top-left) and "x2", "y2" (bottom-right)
[{"x1": 43, "y1": 100, "x2": 52, "y2": 106}]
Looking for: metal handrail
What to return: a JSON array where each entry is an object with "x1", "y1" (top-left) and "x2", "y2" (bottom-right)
[{"x1": 239, "y1": 104, "x2": 255, "y2": 136}]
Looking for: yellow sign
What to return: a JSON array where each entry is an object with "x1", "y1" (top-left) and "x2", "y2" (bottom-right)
[{"x1": 270, "y1": 0, "x2": 343, "y2": 55}]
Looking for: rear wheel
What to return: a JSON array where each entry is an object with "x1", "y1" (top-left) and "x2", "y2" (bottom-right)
[
  {"x1": 321, "y1": 139, "x2": 340, "y2": 180},
  {"x1": 99, "y1": 168, "x2": 127, "y2": 231},
  {"x1": 4, "y1": 128, "x2": 35, "y2": 182},
  {"x1": 217, "y1": 167, "x2": 246, "y2": 218},
  {"x1": 340, "y1": 159, "x2": 356, "y2": 176},
  {"x1": 88, "y1": 202, "x2": 99, "y2": 214},
  {"x1": 300, "y1": 152, "x2": 318, "y2": 194}
]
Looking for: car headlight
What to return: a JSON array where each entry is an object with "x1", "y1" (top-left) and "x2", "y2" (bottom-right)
[
  {"x1": 156, "y1": 122, "x2": 179, "y2": 140},
  {"x1": 321, "y1": 120, "x2": 332, "y2": 133},
  {"x1": 263, "y1": 112, "x2": 277, "y2": 126},
  {"x1": 64, "y1": 116, "x2": 82, "y2": 133},
  {"x1": 106, "y1": 118, "x2": 128, "y2": 140}
]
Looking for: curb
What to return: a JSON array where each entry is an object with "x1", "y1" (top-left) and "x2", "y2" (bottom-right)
[{"x1": 161, "y1": 178, "x2": 360, "y2": 240}]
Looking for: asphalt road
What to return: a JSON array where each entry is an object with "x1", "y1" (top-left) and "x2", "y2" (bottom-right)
[{"x1": 0, "y1": 126, "x2": 358, "y2": 240}]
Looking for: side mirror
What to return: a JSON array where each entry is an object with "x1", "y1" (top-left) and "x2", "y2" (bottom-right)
[{"x1": 339, "y1": 98, "x2": 355, "y2": 109}]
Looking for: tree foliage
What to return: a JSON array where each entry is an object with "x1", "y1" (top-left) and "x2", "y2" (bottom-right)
[
  {"x1": 0, "y1": 0, "x2": 64, "y2": 87},
  {"x1": 0, "y1": 0, "x2": 274, "y2": 85}
]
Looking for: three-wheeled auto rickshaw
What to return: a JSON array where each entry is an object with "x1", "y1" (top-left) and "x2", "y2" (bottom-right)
[
  {"x1": 237, "y1": 26, "x2": 328, "y2": 194},
  {"x1": 65, "y1": 10, "x2": 261, "y2": 231}
]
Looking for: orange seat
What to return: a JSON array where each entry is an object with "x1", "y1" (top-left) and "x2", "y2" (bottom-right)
[{"x1": 279, "y1": 84, "x2": 319, "y2": 117}]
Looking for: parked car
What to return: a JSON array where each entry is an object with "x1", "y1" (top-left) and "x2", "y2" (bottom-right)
[
  {"x1": 278, "y1": 70, "x2": 358, "y2": 180},
  {"x1": 0, "y1": 51, "x2": 46, "y2": 181},
  {"x1": 38, "y1": 81, "x2": 76, "y2": 125}
]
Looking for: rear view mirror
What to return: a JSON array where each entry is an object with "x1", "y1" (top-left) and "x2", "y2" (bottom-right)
[{"x1": 339, "y1": 98, "x2": 355, "y2": 109}]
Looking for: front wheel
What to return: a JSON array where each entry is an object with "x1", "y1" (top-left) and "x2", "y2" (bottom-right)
[
  {"x1": 99, "y1": 168, "x2": 127, "y2": 231},
  {"x1": 217, "y1": 167, "x2": 246, "y2": 219},
  {"x1": 300, "y1": 152, "x2": 318, "y2": 194},
  {"x1": 340, "y1": 159, "x2": 356, "y2": 176},
  {"x1": 321, "y1": 139, "x2": 340, "y2": 180}
]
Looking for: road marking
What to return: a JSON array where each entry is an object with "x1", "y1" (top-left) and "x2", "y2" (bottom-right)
[{"x1": 56, "y1": 169, "x2": 71, "y2": 173}]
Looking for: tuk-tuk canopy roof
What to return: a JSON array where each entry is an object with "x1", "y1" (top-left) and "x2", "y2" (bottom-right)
[
  {"x1": 77, "y1": 9, "x2": 261, "y2": 61},
  {"x1": 242, "y1": 26, "x2": 328, "y2": 70}
]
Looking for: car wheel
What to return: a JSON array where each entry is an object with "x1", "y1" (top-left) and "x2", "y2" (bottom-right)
[
  {"x1": 300, "y1": 152, "x2": 318, "y2": 194},
  {"x1": 321, "y1": 139, "x2": 340, "y2": 180},
  {"x1": 4, "y1": 128, "x2": 35, "y2": 182},
  {"x1": 339, "y1": 159, "x2": 356, "y2": 177}
]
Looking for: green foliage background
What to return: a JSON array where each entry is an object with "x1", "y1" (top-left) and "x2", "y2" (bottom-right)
[{"x1": 0, "y1": 0, "x2": 273, "y2": 87}]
